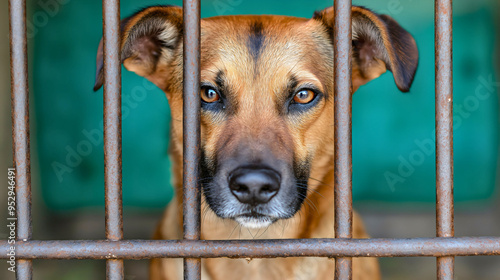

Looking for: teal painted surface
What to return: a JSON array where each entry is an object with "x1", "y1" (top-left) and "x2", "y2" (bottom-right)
[
  {"x1": 32, "y1": 0, "x2": 498, "y2": 210},
  {"x1": 351, "y1": 0, "x2": 499, "y2": 203}
]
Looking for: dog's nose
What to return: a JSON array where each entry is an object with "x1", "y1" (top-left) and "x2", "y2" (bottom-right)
[{"x1": 229, "y1": 167, "x2": 280, "y2": 205}]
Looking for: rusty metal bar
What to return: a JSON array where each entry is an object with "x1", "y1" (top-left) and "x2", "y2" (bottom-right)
[
  {"x1": 182, "y1": 0, "x2": 202, "y2": 279},
  {"x1": 1, "y1": 237, "x2": 499, "y2": 260},
  {"x1": 107, "y1": 261, "x2": 124, "y2": 280},
  {"x1": 9, "y1": 0, "x2": 32, "y2": 279},
  {"x1": 102, "y1": 0, "x2": 124, "y2": 279},
  {"x1": 333, "y1": 0, "x2": 353, "y2": 279},
  {"x1": 435, "y1": 0, "x2": 454, "y2": 279}
]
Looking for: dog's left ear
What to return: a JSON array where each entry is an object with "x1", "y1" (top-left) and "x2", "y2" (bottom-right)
[
  {"x1": 93, "y1": 5, "x2": 184, "y2": 92},
  {"x1": 313, "y1": 6, "x2": 419, "y2": 92}
]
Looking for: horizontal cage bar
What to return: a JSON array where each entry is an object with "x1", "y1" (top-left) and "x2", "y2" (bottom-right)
[{"x1": 1, "y1": 237, "x2": 499, "y2": 260}]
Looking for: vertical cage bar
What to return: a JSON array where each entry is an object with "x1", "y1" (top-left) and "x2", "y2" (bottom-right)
[
  {"x1": 183, "y1": 0, "x2": 201, "y2": 279},
  {"x1": 9, "y1": 0, "x2": 33, "y2": 279},
  {"x1": 333, "y1": 0, "x2": 353, "y2": 279},
  {"x1": 435, "y1": 0, "x2": 454, "y2": 279},
  {"x1": 103, "y1": 0, "x2": 124, "y2": 279}
]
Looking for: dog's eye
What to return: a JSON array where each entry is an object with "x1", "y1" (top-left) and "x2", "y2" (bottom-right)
[
  {"x1": 201, "y1": 87, "x2": 220, "y2": 103},
  {"x1": 293, "y1": 89, "x2": 315, "y2": 104},
  {"x1": 287, "y1": 87, "x2": 322, "y2": 114}
]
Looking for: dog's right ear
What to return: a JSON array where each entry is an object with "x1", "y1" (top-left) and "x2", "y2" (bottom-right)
[
  {"x1": 93, "y1": 5, "x2": 183, "y2": 92},
  {"x1": 313, "y1": 6, "x2": 418, "y2": 93}
]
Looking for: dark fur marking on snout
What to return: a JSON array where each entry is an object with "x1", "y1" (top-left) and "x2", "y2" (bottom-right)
[
  {"x1": 277, "y1": 75, "x2": 299, "y2": 114},
  {"x1": 288, "y1": 157, "x2": 311, "y2": 217},
  {"x1": 200, "y1": 150, "x2": 224, "y2": 216},
  {"x1": 247, "y1": 21, "x2": 265, "y2": 63}
]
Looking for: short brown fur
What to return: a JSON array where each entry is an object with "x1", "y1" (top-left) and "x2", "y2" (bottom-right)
[{"x1": 94, "y1": 5, "x2": 418, "y2": 280}]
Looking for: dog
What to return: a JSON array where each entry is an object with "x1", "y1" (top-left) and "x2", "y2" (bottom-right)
[{"x1": 94, "y1": 4, "x2": 418, "y2": 280}]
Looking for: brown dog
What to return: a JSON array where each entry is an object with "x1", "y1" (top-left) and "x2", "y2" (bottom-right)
[{"x1": 94, "y1": 4, "x2": 418, "y2": 280}]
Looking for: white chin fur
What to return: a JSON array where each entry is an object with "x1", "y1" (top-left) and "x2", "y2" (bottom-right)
[{"x1": 235, "y1": 216, "x2": 273, "y2": 229}]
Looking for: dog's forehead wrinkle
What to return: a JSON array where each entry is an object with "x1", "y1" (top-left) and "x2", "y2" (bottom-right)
[
  {"x1": 247, "y1": 20, "x2": 265, "y2": 63},
  {"x1": 201, "y1": 15, "x2": 320, "y2": 75}
]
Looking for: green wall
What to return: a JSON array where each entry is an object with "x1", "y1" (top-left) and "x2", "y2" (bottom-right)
[{"x1": 32, "y1": 0, "x2": 498, "y2": 210}]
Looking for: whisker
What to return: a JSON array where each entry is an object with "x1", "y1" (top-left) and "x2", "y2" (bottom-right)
[
  {"x1": 296, "y1": 184, "x2": 325, "y2": 198},
  {"x1": 308, "y1": 177, "x2": 333, "y2": 188},
  {"x1": 256, "y1": 223, "x2": 272, "y2": 239},
  {"x1": 296, "y1": 193, "x2": 319, "y2": 213},
  {"x1": 246, "y1": 227, "x2": 256, "y2": 239},
  {"x1": 227, "y1": 222, "x2": 240, "y2": 239}
]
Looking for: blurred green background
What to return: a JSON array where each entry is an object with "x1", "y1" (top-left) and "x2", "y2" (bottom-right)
[{"x1": 32, "y1": 0, "x2": 498, "y2": 211}]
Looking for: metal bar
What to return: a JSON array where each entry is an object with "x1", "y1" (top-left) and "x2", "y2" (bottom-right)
[
  {"x1": 435, "y1": 0, "x2": 454, "y2": 279},
  {"x1": 107, "y1": 260, "x2": 125, "y2": 280},
  {"x1": 333, "y1": 0, "x2": 353, "y2": 279},
  {"x1": 182, "y1": 0, "x2": 202, "y2": 279},
  {"x1": 1, "y1": 237, "x2": 499, "y2": 260},
  {"x1": 15, "y1": 262, "x2": 32, "y2": 280},
  {"x1": 9, "y1": 0, "x2": 32, "y2": 279},
  {"x1": 102, "y1": 0, "x2": 123, "y2": 279}
]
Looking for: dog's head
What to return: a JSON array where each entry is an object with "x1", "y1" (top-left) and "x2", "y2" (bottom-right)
[{"x1": 94, "y1": 5, "x2": 418, "y2": 228}]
